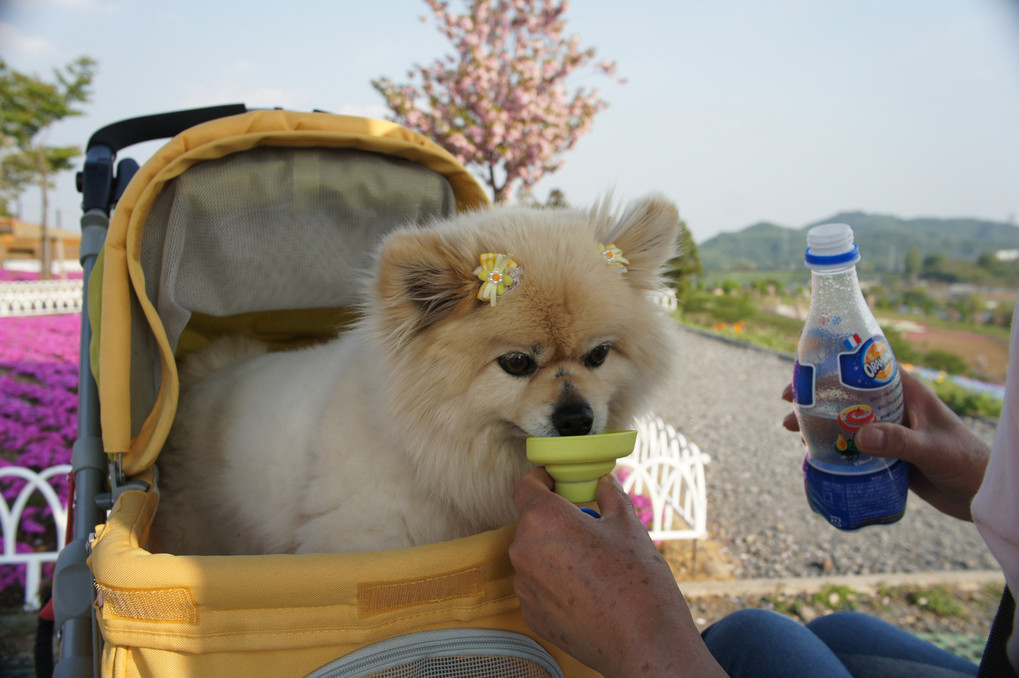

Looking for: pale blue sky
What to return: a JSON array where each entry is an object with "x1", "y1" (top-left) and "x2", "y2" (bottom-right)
[{"x1": 2, "y1": 0, "x2": 1018, "y2": 243}]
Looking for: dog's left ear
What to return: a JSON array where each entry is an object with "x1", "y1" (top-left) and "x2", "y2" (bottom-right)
[
  {"x1": 372, "y1": 227, "x2": 477, "y2": 343},
  {"x1": 603, "y1": 194, "x2": 681, "y2": 291}
]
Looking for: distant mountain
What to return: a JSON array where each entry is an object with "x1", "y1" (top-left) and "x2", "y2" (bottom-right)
[{"x1": 698, "y1": 212, "x2": 1019, "y2": 272}]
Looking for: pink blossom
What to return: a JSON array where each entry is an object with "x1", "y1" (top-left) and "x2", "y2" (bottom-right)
[{"x1": 372, "y1": 0, "x2": 623, "y2": 203}]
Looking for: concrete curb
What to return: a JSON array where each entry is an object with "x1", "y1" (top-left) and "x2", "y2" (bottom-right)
[{"x1": 678, "y1": 569, "x2": 1005, "y2": 598}]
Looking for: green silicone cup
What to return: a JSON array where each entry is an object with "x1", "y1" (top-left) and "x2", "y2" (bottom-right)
[{"x1": 526, "y1": 430, "x2": 638, "y2": 503}]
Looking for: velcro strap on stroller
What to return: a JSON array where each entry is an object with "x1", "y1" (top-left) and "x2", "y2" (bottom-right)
[{"x1": 358, "y1": 567, "x2": 487, "y2": 618}]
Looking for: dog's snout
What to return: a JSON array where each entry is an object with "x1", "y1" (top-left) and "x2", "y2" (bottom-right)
[{"x1": 552, "y1": 402, "x2": 594, "y2": 436}]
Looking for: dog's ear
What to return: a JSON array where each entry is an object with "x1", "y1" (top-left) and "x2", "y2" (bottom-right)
[
  {"x1": 372, "y1": 228, "x2": 477, "y2": 343},
  {"x1": 603, "y1": 194, "x2": 681, "y2": 291}
]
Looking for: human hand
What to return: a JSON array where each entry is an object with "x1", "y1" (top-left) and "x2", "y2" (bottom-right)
[
  {"x1": 782, "y1": 369, "x2": 991, "y2": 521},
  {"x1": 509, "y1": 467, "x2": 726, "y2": 678}
]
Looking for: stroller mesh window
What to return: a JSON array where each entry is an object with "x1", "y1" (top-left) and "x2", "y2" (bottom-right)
[
  {"x1": 141, "y1": 146, "x2": 456, "y2": 352},
  {"x1": 358, "y1": 656, "x2": 555, "y2": 678},
  {"x1": 306, "y1": 628, "x2": 565, "y2": 678},
  {"x1": 130, "y1": 146, "x2": 456, "y2": 438}
]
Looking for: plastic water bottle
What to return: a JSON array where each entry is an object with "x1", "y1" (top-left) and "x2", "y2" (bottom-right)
[{"x1": 792, "y1": 223, "x2": 908, "y2": 530}]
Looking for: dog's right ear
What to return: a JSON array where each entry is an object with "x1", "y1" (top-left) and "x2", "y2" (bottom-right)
[
  {"x1": 601, "y1": 194, "x2": 681, "y2": 292},
  {"x1": 372, "y1": 228, "x2": 477, "y2": 344}
]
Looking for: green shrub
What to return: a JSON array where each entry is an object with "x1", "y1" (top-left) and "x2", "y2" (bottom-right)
[
  {"x1": 922, "y1": 349, "x2": 970, "y2": 376},
  {"x1": 927, "y1": 379, "x2": 1003, "y2": 419},
  {"x1": 709, "y1": 294, "x2": 758, "y2": 324},
  {"x1": 882, "y1": 326, "x2": 923, "y2": 365},
  {"x1": 681, "y1": 290, "x2": 712, "y2": 314},
  {"x1": 906, "y1": 586, "x2": 966, "y2": 618},
  {"x1": 811, "y1": 585, "x2": 859, "y2": 611}
]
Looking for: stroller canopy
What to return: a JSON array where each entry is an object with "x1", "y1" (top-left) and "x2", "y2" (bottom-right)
[{"x1": 92, "y1": 109, "x2": 489, "y2": 476}]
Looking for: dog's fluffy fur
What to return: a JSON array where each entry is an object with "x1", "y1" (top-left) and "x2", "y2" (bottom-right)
[{"x1": 152, "y1": 195, "x2": 682, "y2": 555}]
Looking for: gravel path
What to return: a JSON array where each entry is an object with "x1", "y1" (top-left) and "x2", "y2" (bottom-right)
[{"x1": 655, "y1": 325, "x2": 1000, "y2": 580}]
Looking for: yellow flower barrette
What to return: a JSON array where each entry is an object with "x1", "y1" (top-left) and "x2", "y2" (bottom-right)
[
  {"x1": 600, "y1": 243, "x2": 629, "y2": 273},
  {"x1": 475, "y1": 252, "x2": 523, "y2": 306}
]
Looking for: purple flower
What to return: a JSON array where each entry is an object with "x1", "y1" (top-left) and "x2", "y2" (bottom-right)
[{"x1": 1, "y1": 314, "x2": 80, "y2": 595}]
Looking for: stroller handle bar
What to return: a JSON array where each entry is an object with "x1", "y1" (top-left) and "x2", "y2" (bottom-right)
[
  {"x1": 86, "y1": 103, "x2": 249, "y2": 154},
  {"x1": 78, "y1": 103, "x2": 249, "y2": 214}
]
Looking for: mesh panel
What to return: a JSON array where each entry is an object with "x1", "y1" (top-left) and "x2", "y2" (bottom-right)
[
  {"x1": 360, "y1": 654, "x2": 556, "y2": 678},
  {"x1": 306, "y1": 629, "x2": 564, "y2": 678},
  {"x1": 130, "y1": 146, "x2": 456, "y2": 437},
  {"x1": 141, "y1": 146, "x2": 456, "y2": 351}
]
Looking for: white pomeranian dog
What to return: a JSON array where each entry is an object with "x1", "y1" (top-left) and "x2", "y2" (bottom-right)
[{"x1": 152, "y1": 195, "x2": 681, "y2": 555}]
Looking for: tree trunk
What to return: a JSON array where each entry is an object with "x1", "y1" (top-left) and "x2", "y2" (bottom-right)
[
  {"x1": 488, "y1": 165, "x2": 507, "y2": 205},
  {"x1": 36, "y1": 146, "x2": 51, "y2": 280}
]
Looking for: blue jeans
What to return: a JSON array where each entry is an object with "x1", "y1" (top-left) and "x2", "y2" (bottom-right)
[{"x1": 701, "y1": 609, "x2": 978, "y2": 677}]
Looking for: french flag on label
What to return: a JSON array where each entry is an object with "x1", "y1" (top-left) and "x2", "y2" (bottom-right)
[{"x1": 843, "y1": 334, "x2": 862, "y2": 350}]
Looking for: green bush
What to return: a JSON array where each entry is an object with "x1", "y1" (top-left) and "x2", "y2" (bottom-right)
[
  {"x1": 882, "y1": 326, "x2": 923, "y2": 365},
  {"x1": 709, "y1": 294, "x2": 758, "y2": 324},
  {"x1": 927, "y1": 379, "x2": 1003, "y2": 420},
  {"x1": 906, "y1": 586, "x2": 966, "y2": 618},
  {"x1": 811, "y1": 585, "x2": 859, "y2": 612},
  {"x1": 679, "y1": 290, "x2": 757, "y2": 325},
  {"x1": 922, "y1": 349, "x2": 970, "y2": 376},
  {"x1": 681, "y1": 290, "x2": 712, "y2": 314}
]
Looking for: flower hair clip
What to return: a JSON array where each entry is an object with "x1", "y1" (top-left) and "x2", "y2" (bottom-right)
[
  {"x1": 475, "y1": 252, "x2": 523, "y2": 306},
  {"x1": 600, "y1": 243, "x2": 629, "y2": 273}
]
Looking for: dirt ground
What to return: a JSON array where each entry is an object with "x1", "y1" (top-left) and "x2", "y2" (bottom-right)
[{"x1": 901, "y1": 327, "x2": 1010, "y2": 383}]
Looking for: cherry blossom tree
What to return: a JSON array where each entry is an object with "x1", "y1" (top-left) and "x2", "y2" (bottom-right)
[{"x1": 372, "y1": 0, "x2": 622, "y2": 203}]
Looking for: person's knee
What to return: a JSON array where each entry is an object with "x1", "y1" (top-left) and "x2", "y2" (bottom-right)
[
  {"x1": 703, "y1": 609, "x2": 853, "y2": 678},
  {"x1": 806, "y1": 611, "x2": 875, "y2": 634},
  {"x1": 807, "y1": 611, "x2": 978, "y2": 674},
  {"x1": 807, "y1": 610, "x2": 910, "y2": 649},
  {"x1": 702, "y1": 608, "x2": 806, "y2": 646}
]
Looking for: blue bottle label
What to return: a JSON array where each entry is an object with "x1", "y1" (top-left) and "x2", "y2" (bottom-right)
[
  {"x1": 803, "y1": 457, "x2": 909, "y2": 530},
  {"x1": 838, "y1": 335, "x2": 897, "y2": 390},
  {"x1": 793, "y1": 361, "x2": 815, "y2": 407}
]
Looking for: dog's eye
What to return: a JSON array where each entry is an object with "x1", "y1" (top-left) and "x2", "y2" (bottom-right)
[
  {"x1": 584, "y1": 342, "x2": 612, "y2": 368},
  {"x1": 498, "y1": 352, "x2": 537, "y2": 377}
]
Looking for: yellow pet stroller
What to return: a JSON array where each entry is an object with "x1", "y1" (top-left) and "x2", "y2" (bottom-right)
[{"x1": 51, "y1": 105, "x2": 601, "y2": 677}]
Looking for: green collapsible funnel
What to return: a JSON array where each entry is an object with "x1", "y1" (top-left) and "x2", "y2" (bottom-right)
[{"x1": 526, "y1": 430, "x2": 638, "y2": 503}]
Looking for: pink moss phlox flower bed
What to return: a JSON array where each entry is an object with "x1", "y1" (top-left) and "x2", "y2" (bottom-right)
[
  {"x1": 613, "y1": 466, "x2": 656, "y2": 531},
  {"x1": 1, "y1": 313, "x2": 81, "y2": 594}
]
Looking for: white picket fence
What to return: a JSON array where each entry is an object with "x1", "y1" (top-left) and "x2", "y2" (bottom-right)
[
  {"x1": 0, "y1": 279, "x2": 84, "y2": 317},
  {"x1": 649, "y1": 287, "x2": 678, "y2": 312},
  {"x1": 618, "y1": 415, "x2": 710, "y2": 541},
  {"x1": 0, "y1": 464, "x2": 72, "y2": 609}
]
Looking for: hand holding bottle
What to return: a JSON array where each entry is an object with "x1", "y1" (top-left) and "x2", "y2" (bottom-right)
[
  {"x1": 792, "y1": 223, "x2": 908, "y2": 530},
  {"x1": 784, "y1": 369, "x2": 991, "y2": 522}
]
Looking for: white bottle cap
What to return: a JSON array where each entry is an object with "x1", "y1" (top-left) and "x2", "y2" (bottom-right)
[{"x1": 805, "y1": 223, "x2": 860, "y2": 266}]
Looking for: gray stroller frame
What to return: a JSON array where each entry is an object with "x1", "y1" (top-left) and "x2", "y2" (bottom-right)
[{"x1": 51, "y1": 104, "x2": 263, "y2": 677}]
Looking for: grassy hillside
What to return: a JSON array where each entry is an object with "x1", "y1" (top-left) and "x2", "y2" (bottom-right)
[{"x1": 699, "y1": 212, "x2": 1019, "y2": 273}]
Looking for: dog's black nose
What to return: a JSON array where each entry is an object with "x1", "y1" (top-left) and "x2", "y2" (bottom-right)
[{"x1": 552, "y1": 402, "x2": 594, "y2": 436}]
